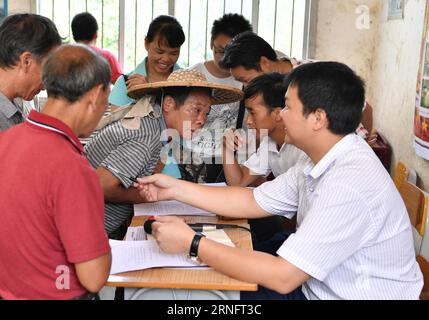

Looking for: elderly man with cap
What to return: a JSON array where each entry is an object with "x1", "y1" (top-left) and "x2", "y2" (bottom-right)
[
  {"x1": 84, "y1": 69, "x2": 243, "y2": 239},
  {"x1": 0, "y1": 44, "x2": 112, "y2": 300}
]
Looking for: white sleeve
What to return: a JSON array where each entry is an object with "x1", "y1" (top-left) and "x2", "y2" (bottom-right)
[
  {"x1": 253, "y1": 166, "x2": 300, "y2": 219},
  {"x1": 277, "y1": 183, "x2": 372, "y2": 281},
  {"x1": 243, "y1": 138, "x2": 271, "y2": 177}
]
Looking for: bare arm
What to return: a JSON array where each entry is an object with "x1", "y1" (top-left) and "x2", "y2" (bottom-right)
[
  {"x1": 152, "y1": 216, "x2": 310, "y2": 294},
  {"x1": 199, "y1": 237, "x2": 309, "y2": 294},
  {"x1": 223, "y1": 152, "x2": 261, "y2": 187},
  {"x1": 96, "y1": 167, "x2": 147, "y2": 204},
  {"x1": 75, "y1": 253, "x2": 112, "y2": 293},
  {"x1": 222, "y1": 129, "x2": 262, "y2": 187},
  {"x1": 137, "y1": 174, "x2": 271, "y2": 219},
  {"x1": 361, "y1": 102, "x2": 373, "y2": 135}
]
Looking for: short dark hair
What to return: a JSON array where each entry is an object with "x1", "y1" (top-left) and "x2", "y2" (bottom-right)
[
  {"x1": 211, "y1": 14, "x2": 253, "y2": 42},
  {"x1": 288, "y1": 62, "x2": 366, "y2": 135},
  {"x1": 156, "y1": 87, "x2": 211, "y2": 108},
  {"x1": 0, "y1": 14, "x2": 61, "y2": 68},
  {"x1": 244, "y1": 72, "x2": 289, "y2": 111},
  {"x1": 147, "y1": 15, "x2": 185, "y2": 49},
  {"x1": 42, "y1": 44, "x2": 111, "y2": 103},
  {"x1": 219, "y1": 31, "x2": 277, "y2": 71},
  {"x1": 71, "y1": 12, "x2": 98, "y2": 42}
]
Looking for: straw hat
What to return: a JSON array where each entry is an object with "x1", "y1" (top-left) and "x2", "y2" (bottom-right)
[{"x1": 127, "y1": 69, "x2": 243, "y2": 105}]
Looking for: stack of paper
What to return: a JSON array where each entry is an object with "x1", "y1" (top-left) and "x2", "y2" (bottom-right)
[
  {"x1": 134, "y1": 183, "x2": 226, "y2": 217},
  {"x1": 110, "y1": 227, "x2": 236, "y2": 274},
  {"x1": 109, "y1": 240, "x2": 203, "y2": 275}
]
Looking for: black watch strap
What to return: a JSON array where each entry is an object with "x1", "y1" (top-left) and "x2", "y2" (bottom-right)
[{"x1": 189, "y1": 233, "x2": 205, "y2": 258}]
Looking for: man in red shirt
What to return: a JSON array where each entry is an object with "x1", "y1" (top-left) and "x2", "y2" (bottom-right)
[{"x1": 0, "y1": 44, "x2": 112, "y2": 300}]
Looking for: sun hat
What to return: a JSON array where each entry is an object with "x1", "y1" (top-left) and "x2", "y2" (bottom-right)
[{"x1": 127, "y1": 69, "x2": 243, "y2": 105}]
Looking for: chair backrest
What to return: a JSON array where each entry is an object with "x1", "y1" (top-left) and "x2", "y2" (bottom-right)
[
  {"x1": 394, "y1": 161, "x2": 409, "y2": 190},
  {"x1": 399, "y1": 181, "x2": 426, "y2": 236},
  {"x1": 417, "y1": 255, "x2": 429, "y2": 300}
]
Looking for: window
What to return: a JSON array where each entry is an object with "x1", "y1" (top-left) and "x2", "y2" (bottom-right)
[{"x1": 37, "y1": 0, "x2": 311, "y2": 73}]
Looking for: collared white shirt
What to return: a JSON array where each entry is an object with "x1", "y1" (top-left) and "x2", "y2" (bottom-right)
[
  {"x1": 254, "y1": 134, "x2": 423, "y2": 300},
  {"x1": 244, "y1": 136, "x2": 305, "y2": 177}
]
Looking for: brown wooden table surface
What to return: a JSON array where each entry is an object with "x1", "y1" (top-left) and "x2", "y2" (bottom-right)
[{"x1": 106, "y1": 216, "x2": 258, "y2": 292}]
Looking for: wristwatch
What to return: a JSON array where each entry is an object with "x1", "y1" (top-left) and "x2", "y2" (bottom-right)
[{"x1": 188, "y1": 232, "x2": 205, "y2": 263}]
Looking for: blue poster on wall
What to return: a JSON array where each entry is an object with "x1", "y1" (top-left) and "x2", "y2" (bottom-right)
[{"x1": 0, "y1": 0, "x2": 7, "y2": 24}]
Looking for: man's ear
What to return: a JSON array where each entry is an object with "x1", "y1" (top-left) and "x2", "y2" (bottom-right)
[
  {"x1": 162, "y1": 95, "x2": 177, "y2": 114},
  {"x1": 18, "y1": 52, "x2": 33, "y2": 72},
  {"x1": 88, "y1": 84, "x2": 104, "y2": 113},
  {"x1": 259, "y1": 56, "x2": 272, "y2": 73},
  {"x1": 313, "y1": 108, "x2": 328, "y2": 131},
  {"x1": 272, "y1": 107, "x2": 283, "y2": 121}
]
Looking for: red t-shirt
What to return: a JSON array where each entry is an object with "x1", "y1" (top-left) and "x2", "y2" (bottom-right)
[
  {"x1": 91, "y1": 45, "x2": 123, "y2": 84},
  {"x1": 0, "y1": 111, "x2": 110, "y2": 300}
]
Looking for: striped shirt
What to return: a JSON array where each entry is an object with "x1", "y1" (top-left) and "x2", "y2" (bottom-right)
[
  {"x1": 85, "y1": 109, "x2": 162, "y2": 235},
  {"x1": 0, "y1": 91, "x2": 24, "y2": 132},
  {"x1": 254, "y1": 134, "x2": 423, "y2": 300}
]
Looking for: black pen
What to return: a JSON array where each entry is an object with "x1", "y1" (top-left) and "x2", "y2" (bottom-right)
[{"x1": 105, "y1": 165, "x2": 139, "y2": 183}]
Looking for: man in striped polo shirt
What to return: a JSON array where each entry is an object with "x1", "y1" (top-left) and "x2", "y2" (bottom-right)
[
  {"x1": 85, "y1": 70, "x2": 243, "y2": 239},
  {"x1": 136, "y1": 62, "x2": 423, "y2": 300}
]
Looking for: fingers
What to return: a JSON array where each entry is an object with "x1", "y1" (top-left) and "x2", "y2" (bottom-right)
[
  {"x1": 126, "y1": 74, "x2": 148, "y2": 88},
  {"x1": 223, "y1": 129, "x2": 243, "y2": 152},
  {"x1": 137, "y1": 174, "x2": 159, "y2": 186}
]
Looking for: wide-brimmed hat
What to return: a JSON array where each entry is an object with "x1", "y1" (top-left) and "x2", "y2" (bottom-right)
[{"x1": 127, "y1": 69, "x2": 243, "y2": 105}]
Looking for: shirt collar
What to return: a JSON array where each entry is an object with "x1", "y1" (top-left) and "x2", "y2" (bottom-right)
[
  {"x1": 266, "y1": 136, "x2": 287, "y2": 154},
  {"x1": 26, "y1": 110, "x2": 85, "y2": 155},
  {"x1": 303, "y1": 134, "x2": 357, "y2": 179},
  {"x1": 0, "y1": 91, "x2": 23, "y2": 119}
]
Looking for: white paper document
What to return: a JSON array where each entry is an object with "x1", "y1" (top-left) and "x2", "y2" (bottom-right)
[
  {"x1": 134, "y1": 200, "x2": 216, "y2": 217},
  {"x1": 114, "y1": 229, "x2": 235, "y2": 274},
  {"x1": 124, "y1": 227, "x2": 146, "y2": 241},
  {"x1": 109, "y1": 240, "x2": 203, "y2": 275},
  {"x1": 134, "y1": 183, "x2": 226, "y2": 217}
]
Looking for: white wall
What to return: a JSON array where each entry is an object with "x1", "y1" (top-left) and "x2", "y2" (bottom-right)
[
  {"x1": 7, "y1": 0, "x2": 36, "y2": 14},
  {"x1": 369, "y1": 0, "x2": 429, "y2": 190},
  {"x1": 314, "y1": 0, "x2": 429, "y2": 190},
  {"x1": 314, "y1": 0, "x2": 380, "y2": 87}
]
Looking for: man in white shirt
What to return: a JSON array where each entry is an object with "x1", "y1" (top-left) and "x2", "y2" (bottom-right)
[
  {"x1": 135, "y1": 62, "x2": 423, "y2": 300},
  {"x1": 223, "y1": 72, "x2": 304, "y2": 187}
]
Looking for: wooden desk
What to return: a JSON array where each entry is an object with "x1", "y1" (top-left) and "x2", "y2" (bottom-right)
[{"x1": 106, "y1": 216, "x2": 257, "y2": 300}]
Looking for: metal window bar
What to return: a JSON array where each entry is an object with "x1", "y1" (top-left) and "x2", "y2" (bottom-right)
[
  {"x1": 204, "y1": 0, "x2": 209, "y2": 61},
  {"x1": 290, "y1": 0, "x2": 295, "y2": 57},
  {"x1": 38, "y1": 0, "x2": 308, "y2": 68},
  {"x1": 134, "y1": 0, "x2": 138, "y2": 68},
  {"x1": 273, "y1": 0, "x2": 278, "y2": 49},
  {"x1": 68, "y1": 0, "x2": 71, "y2": 42},
  {"x1": 187, "y1": 0, "x2": 192, "y2": 67},
  {"x1": 101, "y1": 0, "x2": 104, "y2": 48},
  {"x1": 252, "y1": 0, "x2": 259, "y2": 33},
  {"x1": 118, "y1": 0, "x2": 125, "y2": 68}
]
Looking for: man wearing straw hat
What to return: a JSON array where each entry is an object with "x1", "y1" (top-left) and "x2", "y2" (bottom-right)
[{"x1": 84, "y1": 69, "x2": 243, "y2": 239}]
